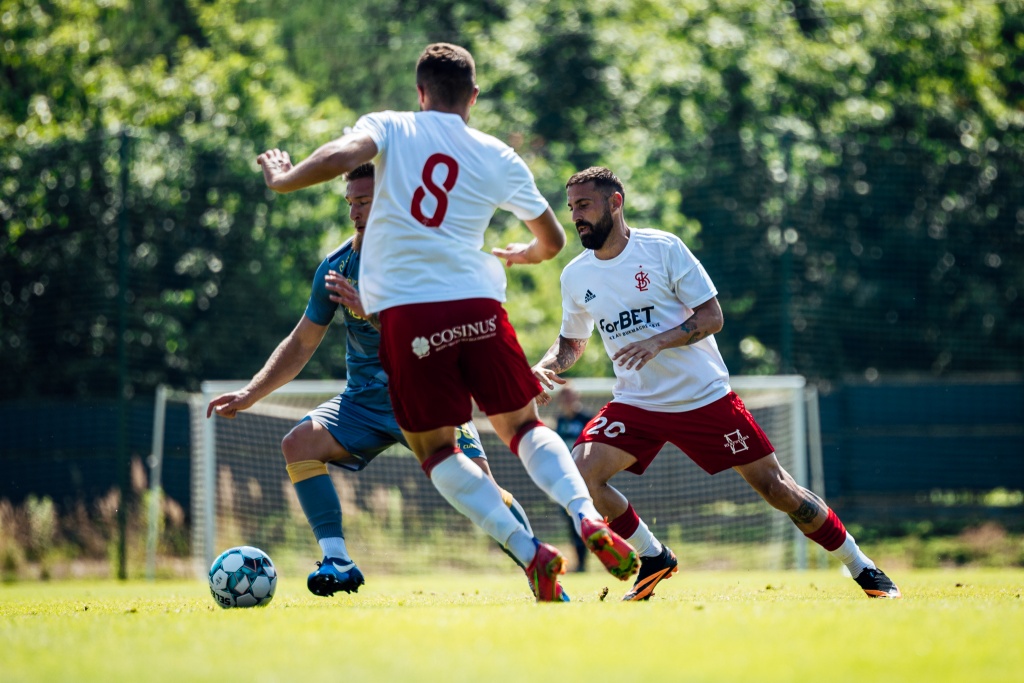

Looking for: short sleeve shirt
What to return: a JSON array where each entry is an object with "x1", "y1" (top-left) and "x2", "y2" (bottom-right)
[
  {"x1": 305, "y1": 239, "x2": 391, "y2": 408},
  {"x1": 559, "y1": 228, "x2": 731, "y2": 411},
  {"x1": 352, "y1": 110, "x2": 550, "y2": 314}
]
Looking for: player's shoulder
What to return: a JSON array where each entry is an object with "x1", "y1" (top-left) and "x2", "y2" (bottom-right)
[
  {"x1": 632, "y1": 227, "x2": 683, "y2": 247},
  {"x1": 324, "y1": 237, "x2": 357, "y2": 267},
  {"x1": 633, "y1": 228, "x2": 693, "y2": 262},
  {"x1": 561, "y1": 249, "x2": 595, "y2": 279},
  {"x1": 364, "y1": 109, "x2": 414, "y2": 124},
  {"x1": 463, "y1": 124, "x2": 509, "y2": 148},
  {"x1": 455, "y1": 122, "x2": 522, "y2": 162}
]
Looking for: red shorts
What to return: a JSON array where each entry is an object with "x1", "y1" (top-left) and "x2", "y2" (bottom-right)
[
  {"x1": 573, "y1": 392, "x2": 774, "y2": 475},
  {"x1": 378, "y1": 298, "x2": 542, "y2": 432}
]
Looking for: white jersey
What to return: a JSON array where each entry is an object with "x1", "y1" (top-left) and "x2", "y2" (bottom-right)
[
  {"x1": 352, "y1": 110, "x2": 550, "y2": 314},
  {"x1": 560, "y1": 228, "x2": 731, "y2": 411}
]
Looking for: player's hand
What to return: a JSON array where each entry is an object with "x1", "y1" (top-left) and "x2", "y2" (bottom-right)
[
  {"x1": 612, "y1": 338, "x2": 662, "y2": 371},
  {"x1": 532, "y1": 365, "x2": 566, "y2": 406},
  {"x1": 492, "y1": 241, "x2": 540, "y2": 267},
  {"x1": 206, "y1": 391, "x2": 253, "y2": 419},
  {"x1": 256, "y1": 148, "x2": 293, "y2": 192},
  {"x1": 324, "y1": 271, "x2": 366, "y2": 317}
]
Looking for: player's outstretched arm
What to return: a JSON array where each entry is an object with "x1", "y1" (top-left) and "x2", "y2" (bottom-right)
[
  {"x1": 492, "y1": 207, "x2": 566, "y2": 267},
  {"x1": 206, "y1": 316, "x2": 329, "y2": 419},
  {"x1": 531, "y1": 335, "x2": 589, "y2": 405},
  {"x1": 257, "y1": 133, "x2": 378, "y2": 193},
  {"x1": 612, "y1": 297, "x2": 724, "y2": 371}
]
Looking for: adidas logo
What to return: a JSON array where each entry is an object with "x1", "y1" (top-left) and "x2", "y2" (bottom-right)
[{"x1": 584, "y1": 289, "x2": 596, "y2": 302}]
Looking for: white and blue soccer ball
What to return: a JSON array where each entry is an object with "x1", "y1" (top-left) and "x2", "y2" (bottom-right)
[{"x1": 208, "y1": 546, "x2": 278, "y2": 608}]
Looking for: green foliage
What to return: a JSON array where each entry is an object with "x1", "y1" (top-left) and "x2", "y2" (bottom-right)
[
  {"x1": 1, "y1": 0, "x2": 355, "y2": 396},
  {"x1": 2, "y1": 0, "x2": 1023, "y2": 397}
]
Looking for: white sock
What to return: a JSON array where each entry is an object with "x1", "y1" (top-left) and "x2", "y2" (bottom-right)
[
  {"x1": 507, "y1": 495, "x2": 534, "y2": 536},
  {"x1": 627, "y1": 517, "x2": 663, "y2": 558},
  {"x1": 830, "y1": 532, "x2": 875, "y2": 578},
  {"x1": 318, "y1": 537, "x2": 349, "y2": 560},
  {"x1": 430, "y1": 453, "x2": 527, "y2": 559},
  {"x1": 566, "y1": 499, "x2": 603, "y2": 536},
  {"x1": 517, "y1": 426, "x2": 601, "y2": 534},
  {"x1": 506, "y1": 529, "x2": 538, "y2": 567}
]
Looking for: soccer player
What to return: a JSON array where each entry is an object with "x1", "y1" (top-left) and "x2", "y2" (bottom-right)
[
  {"x1": 206, "y1": 163, "x2": 537, "y2": 598},
  {"x1": 254, "y1": 44, "x2": 638, "y2": 601},
  {"x1": 532, "y1": 166, "x2": 902, "y2": 601}
]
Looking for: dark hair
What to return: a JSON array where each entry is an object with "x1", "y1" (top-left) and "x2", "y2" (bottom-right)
[
  {"x1": 416, "y1": 43, "x2": 476, "y2": 108},
  {"x1": 566, "y1": 166, "x2": 625, "y2": 201},
  {"x1": 344, "y1": 162, "x2": 375, "y2": 182}
]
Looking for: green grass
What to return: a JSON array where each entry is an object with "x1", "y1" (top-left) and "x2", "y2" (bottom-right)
[{"x1": 2, "y1": 569, "x2": 1022, "y2": 682}]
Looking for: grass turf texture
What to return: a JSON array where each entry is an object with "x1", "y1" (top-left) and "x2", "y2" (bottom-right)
[{"x1": 2, "y1": 569, "x2": 1021, "y2": 682}]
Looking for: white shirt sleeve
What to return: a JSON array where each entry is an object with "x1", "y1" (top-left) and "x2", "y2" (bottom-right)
[
  {"x1": 668, "y1": 238, "x2": 718, "y2": 309},
  {"x1": 558, "y1": 274, "x2": 595, "y2": 340},
  {"x1": 352, "y1": 112, "x2": 391, "y2": 152},
  {"x1": 497, "y1": 149, "x2": 550, "y2": 221}
]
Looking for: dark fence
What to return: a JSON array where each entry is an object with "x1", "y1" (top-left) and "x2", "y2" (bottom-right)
[{"x1": 2, "y1": 376, "x2": 1021, "y2": 534}]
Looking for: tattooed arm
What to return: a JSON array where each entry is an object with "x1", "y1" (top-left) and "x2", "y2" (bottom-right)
[
  {"x1": 612, "y1": 297, "x2": 724, "y2": 371},
  {"x1": 531, "y1": 335, "x2": 589, "y2": 405}
]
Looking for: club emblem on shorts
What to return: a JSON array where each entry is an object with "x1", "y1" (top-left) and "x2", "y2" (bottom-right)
[
  {"x1": 635, "y1": 267, "x2": 650, "y2": 292},
  {"x1": 724, "y1": 429, "x2": 749, "y2": 454},
  {"x1": 411, "y1": 336, "x2": 430, "y2": 358}
]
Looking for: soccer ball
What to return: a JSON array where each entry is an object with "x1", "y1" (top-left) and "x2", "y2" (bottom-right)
[{"x1": 208, "y1": 546, "x2": 278, "y2": 608}]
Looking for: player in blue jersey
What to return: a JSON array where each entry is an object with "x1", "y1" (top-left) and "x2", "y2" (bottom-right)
[{"x1": 207, "y1": 163, "x2": 537, "y2": 597}]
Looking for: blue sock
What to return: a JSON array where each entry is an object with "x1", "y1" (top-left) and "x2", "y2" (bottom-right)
[{"x1": 289, "y1": 465, "x2": 346, "y2": 557}]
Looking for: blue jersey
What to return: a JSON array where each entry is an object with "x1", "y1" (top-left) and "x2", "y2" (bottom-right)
[{"x1": 305, "y1": 239, "x2": 391, "y2": 410}]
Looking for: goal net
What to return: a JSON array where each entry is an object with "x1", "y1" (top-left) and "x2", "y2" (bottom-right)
[{"x1": 173, "y1": 377, "x2": 822, "y2": 578}]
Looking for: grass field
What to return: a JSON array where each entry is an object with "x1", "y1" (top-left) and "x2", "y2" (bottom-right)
[{"x1": 2, "y1": 568, "x2": 1022, "y2": 682}]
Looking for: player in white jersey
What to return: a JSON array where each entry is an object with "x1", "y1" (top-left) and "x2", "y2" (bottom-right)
[
  {"x1": 254, "y1": 44, "x2": 639, "y2": 601},
  {"x1": 533, "y1": 166, "x2": 901, "y2": 601}
]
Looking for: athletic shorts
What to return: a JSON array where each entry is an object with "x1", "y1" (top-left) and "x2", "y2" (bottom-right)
[
  {"x1": 572, "y1": 392, "x2": 774, "y2": 475},
  {"x1": 378, "y1": 298, "x2": 542, "y2": 432},
  {"x1": 303, "y1": 394, "x2": 486, "y2": 471}
]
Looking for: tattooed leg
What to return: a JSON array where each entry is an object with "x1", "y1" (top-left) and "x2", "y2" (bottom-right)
[{"x1": 787, "y1": 491, "x2": 827, "y2": 532}]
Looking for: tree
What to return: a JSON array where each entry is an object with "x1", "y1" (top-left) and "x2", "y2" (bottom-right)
[{"x1": 0, "y1": 0, "x2": 354, "y2": 398}]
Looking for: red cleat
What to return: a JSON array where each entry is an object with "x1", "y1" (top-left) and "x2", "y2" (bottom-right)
[
  {"x1": 580, "y1": 518, "x2": 639, "y2": 581},
  {"x1": 525, "y1": 542, "x2": 568, "y2": 602}
]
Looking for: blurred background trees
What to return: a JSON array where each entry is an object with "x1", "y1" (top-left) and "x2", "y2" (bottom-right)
[{"x1": 2, "y1": 0, "x2": 1022, "y2": 396}]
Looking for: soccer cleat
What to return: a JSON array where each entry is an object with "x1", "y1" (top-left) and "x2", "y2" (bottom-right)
[
  {"x1": 307, "y1": 557, "x2": 365, "y2": 597},
  {"x1": 523, "y1": 575, "x2": 571, "y2": 602},
  {"x1": 580, "y1": 517, "x2": 639, "y2": 581},
  {"x1": 622, "y1": 545, "x2": 679, "y2": 601},
  {"x1": 507, "y1": 541, "x2": 571, "y2": 601},
  {"x1": 854, "y1": 567, "x2": 902, "y2": 599},
  {"x1": 525, "y1": 541, "x2": 568, "y2": 602}
]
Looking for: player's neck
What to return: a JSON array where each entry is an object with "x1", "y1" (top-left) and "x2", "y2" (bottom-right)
[{"x1": 593, "y1": 225, "x2": 631, "y2": 261}]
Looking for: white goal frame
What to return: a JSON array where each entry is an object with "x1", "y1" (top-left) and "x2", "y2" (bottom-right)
[{"x1": 144, "y1": 375, "x2": 823, "y2": 576}]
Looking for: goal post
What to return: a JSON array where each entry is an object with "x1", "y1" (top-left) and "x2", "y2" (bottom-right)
[
  {"x1": 166, "y1": 375, "x2": 822, "y2": 578},
  {"x1": 192, "y1": 380, "x2": 353, "y2": 577}
]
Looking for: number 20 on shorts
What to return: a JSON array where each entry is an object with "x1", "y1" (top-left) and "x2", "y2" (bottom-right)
[{"x1": 586, "y1": 417, "x2": 626, "y2": 438}]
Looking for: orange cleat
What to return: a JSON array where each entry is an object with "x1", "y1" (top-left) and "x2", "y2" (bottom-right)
[{"x1": 623, "y1": 545, "x2": 678, "y2": 601}]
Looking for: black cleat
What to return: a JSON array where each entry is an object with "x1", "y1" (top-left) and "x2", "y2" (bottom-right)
[
  {"x1": 854, "y1": 567, "x2": 902, "y2": 599},
  {"x1": 623, "y1": 544, "x2": 679, "y2": 601},
  {"x1": 307, "y1": 558, "x2": 365, "y2": 596}
]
